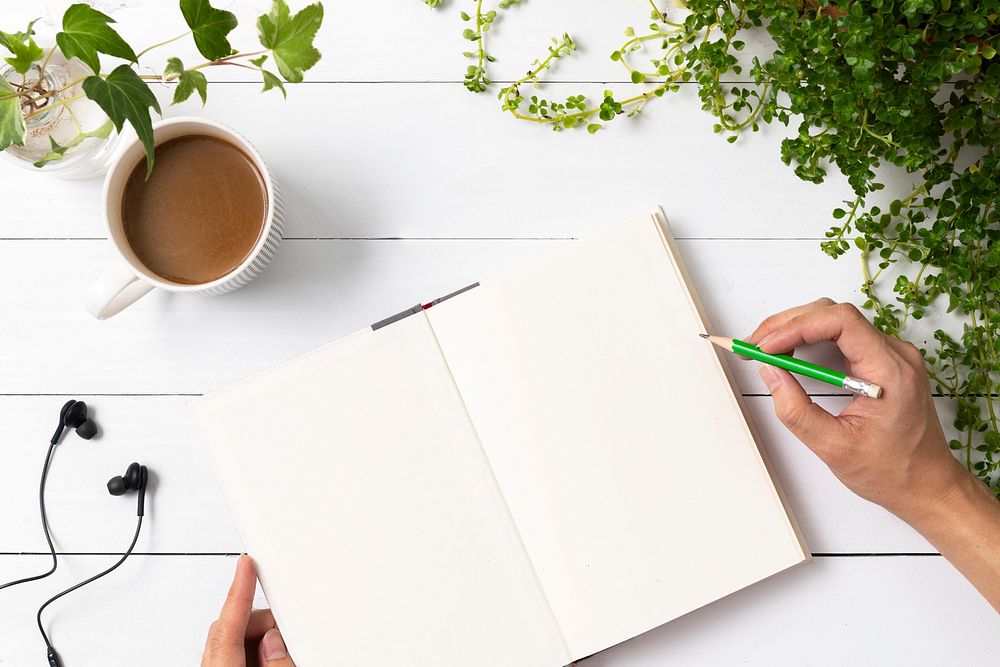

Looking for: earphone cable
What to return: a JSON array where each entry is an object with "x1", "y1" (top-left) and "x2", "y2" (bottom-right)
[
  {"x1": 0, "y1": 442, "x2": 59, "y2": 591},
  {"x1": 36, "y1": 514, "x2": 143, "y2": 650}
]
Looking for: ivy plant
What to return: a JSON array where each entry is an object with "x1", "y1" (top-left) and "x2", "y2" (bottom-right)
[
  {"x1": 0, "y1": 0, "x2": 324, "y2": 172},
  {"x1": 436, "y1": 0, "x2": 1000, "y2": 497}
]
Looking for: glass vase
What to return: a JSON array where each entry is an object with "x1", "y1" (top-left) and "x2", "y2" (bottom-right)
[{"x1": 1, "y1": 44, "x2": 121, "y2": 180}]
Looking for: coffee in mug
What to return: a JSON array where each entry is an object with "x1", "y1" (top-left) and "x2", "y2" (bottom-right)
[
  {"x1": 120, "y1": 135, "x2": 268, "y2": 285},
  {"x1": 84, "y1": 117, "x2": 285, "y2": 320}
]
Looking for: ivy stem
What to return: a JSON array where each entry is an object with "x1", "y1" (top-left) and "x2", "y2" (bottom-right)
[
  {"x1": 137, "y1": 51, "x2": 271, "y2": 83},
  {"x1": 19, "y1": 74, "x2": 90, "y2": 107},
  {"x1": 135, "y1": 31, "x2": 191, "y2": 61},
  {"x1": 39, "y1": 44, "x2": 56, "y2": 72},
  {"x1": 64, "y1": 101, "x2": 83, "y2": 133},
  {"x1": 24, "y1": 93, "x2": 84, "y2": 120}
]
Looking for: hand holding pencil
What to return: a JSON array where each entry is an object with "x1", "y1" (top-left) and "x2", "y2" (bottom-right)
[
  {"x1": 701, "y1": 334, "x2": 883, "y2": 398},
  {"x1": 727, "y1": 298, "x2": 1000, "y2": 613},
  {"x1": 720, "y1": 297, "x2": 957, "y2": 517}
]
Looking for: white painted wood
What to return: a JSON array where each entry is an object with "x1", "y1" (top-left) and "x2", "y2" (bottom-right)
[
  {"x1": 0, "y1": 396, "x2": 242, "y2": 554},
  {"x1": 1, "y1": 394, "x2": 942, "y2": 556},
  {"x1": 0, "y1": 83, "x2": 921, "y2": 240},
  {"x1": 15, "y1": 0, "x2": 771, "y2": 83},
  {"x1": 585, "y1": 555, "x2": 1000, "y2": 666},
  {"x1": 0, "y1": 554, "x2": 261, "y2": 666},
  {"x1": 1, "y1": 2, "x2": 990, "y2": 662},
  {"x1": 0, "y1": 238, "x2": 882, "y2": 394},
  {"x1": 0, "y1": 555, "x2": 995, "y2": 666}
]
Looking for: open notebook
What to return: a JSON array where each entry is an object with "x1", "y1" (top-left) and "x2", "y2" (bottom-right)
[{"x1": 189, "y1": 209, "x2": 809, "y2": 666}]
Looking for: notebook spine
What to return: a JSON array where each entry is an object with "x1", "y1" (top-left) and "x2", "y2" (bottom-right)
[{"x1": 370, "y1": 282, "x2": 480, "y2": 331}]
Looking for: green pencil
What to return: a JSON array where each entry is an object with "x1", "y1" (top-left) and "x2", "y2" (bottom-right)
[{"x1": 701, "y1": 334, "x2": 883, "y2": 399}]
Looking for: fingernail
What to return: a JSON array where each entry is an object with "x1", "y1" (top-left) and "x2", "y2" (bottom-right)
[
  {"x1": 759, "y1": 366, "x2": 781, "y2": 391},
  {"x1": 262, "y1": 628, "x2": 288, "y2": 661},
  {"x1": 757, "y1": 334, "x2": 772, "y2": 350}
]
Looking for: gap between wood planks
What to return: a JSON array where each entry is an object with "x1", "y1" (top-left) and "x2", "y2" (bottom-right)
[
  {"x1": 0, "y1": 552, "x2": 943, "y2": 558},
  {"x1": 0, "y1": 393, "x2": 982, "y2": 399},
  {"x1": 0, "y1": 236, "x2": 860, "y2": 241}
]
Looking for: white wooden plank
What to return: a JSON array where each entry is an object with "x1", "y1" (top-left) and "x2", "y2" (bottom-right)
[
  {"x1": 14, "y1": 0, "x2": 770, "y2": 83},
  {"x1": 585, "y1": 555, "x2": 1000, "y2": 666},
  {"x1": 0, "y1": 554, "x2": 258, "y2": 666},
  {"x1": 0, "y1": 555, "x2": 994, "y2": 665},
  {"x1": 0, "y1": 394, "x2": 960, "y2": 556},
  {"x1": 0, "y1": 238, "x2": 879, "y2": 394},
  {"x1": 752, "y1": 395, "x2": 942, "y2": 555},
  {"x1": 0, "y1": 396, "x2": 242, "y2": 554},
  {"x1": 0, "y1": 83, "x2": 920, "y2": 240}
]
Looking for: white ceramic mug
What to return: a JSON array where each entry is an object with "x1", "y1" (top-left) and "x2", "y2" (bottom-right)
[{"x1": 83, "y1": 117, "x2": 285, "y2": 319}]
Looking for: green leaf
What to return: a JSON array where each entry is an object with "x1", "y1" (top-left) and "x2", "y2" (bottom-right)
[
  {"x1": 260, "y1": 68, "x2": 286, "y2": 97},
  {"x1": 0, "y1": 26, "x2": 45, "y2": 75},
  {"x1": 33, "y1": 119, "x2": 114, "y2": 167},
  {"x1": 56, "y1": 3, "x2": 136, "y2": 75},
  {"x1": 0, "y1": 77, "x2": 26, "y2": 151},
  {"x1": 9, "y1": 18, "x2": 39, "y2": 44},
  {"x1": 177, "y1": 69, "x2": 208, "y2": 105},
  {"x1": 82, "y1": 65, "x2": 161, "y2": 175},
  {"x1": 166, "y1": 57, "x2": 208, "y2": 105},
  {"x1": 164, "y1": 57, "x2": 185, "y2": 80},
  {"x1": 180, "y1": 0, "x2": 238, "y2": 61},
  {"x1": 257, "y1": 0, "x2": 324, "y2": 83}
]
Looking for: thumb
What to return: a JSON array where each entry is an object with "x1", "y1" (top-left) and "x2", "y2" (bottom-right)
[
  {"x1": 259, "y1": 628, "x2": 296, "y2": 666},
  {"x1": 759, "y1": 365, "x2": 843, "y2": 455}
]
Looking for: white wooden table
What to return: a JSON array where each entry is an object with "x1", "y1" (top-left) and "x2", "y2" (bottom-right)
[{"x1": 1, "y1": 2, "x2": 997, "y2": 665}]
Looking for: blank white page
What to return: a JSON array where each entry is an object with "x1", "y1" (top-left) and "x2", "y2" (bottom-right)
[
  {"x1": 426, "y1": 211, "x2": 808, "y2": 659},
  {"x1": 189, "y1": 314, "x2": 568, "y2": 667}
]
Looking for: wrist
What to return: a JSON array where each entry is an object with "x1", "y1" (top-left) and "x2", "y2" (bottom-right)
[{"x1": 893, "y1": 462, "x2": 990, "y2": 533}]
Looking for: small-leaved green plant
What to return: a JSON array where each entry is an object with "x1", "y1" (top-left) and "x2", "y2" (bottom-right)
[
  {"x1": 0, "y1": 0, "x2": 323, "y2": 172},
  {"x1": 432, "y1": 0, "x2": 1000, "y2": 497}
]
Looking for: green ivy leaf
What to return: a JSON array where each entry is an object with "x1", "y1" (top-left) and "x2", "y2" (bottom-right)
[
  {"x1": 0, "y1": 77, "x2": 26, "y2": 151},
  {"x1": 247, "y1": 54, "x2": 286, "y2": 97},
  {"x1": 56, "y1": 4, "x2": 136, "y2": 75},
  {"x1": 176, "y1": 69, "x2": 208, "y2": 105},
  {"x1": 9, "y1": 18, "x2": 39, "y2": 44},
  {"x1": 261, "y1": 69, "x2": 287, "y2": 97},
  {"x1": 257, "y1": 0, "x2": 324, "y2": 83},
  {"x1": 164, "y1": 57, "x2": 185, "y2": 80},
  {"x1": 33, "y1": 118, "x2": 114, "y2": 167},
  {"x1": 82, "y1": 65, "x2": 161, "y2": 175},
  {"x1": 180, "y1": 0, "x2": 238, "y2": 61},
  {"x1": 166, "y1": 57, "x2": 208, "y2": 105},
  {"x1": 0, "y1": 22, "x2": 45, "y2": 75}
]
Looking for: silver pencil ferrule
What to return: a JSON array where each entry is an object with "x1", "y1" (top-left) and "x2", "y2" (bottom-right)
[{"x1": 844, "y1": 376, "x2": 883, "y2": 399}]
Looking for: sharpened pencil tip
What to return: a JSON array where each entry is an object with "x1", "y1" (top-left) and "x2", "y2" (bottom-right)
[{"x1": 698, "y1": 333, "x2": 709, "y2": 339}]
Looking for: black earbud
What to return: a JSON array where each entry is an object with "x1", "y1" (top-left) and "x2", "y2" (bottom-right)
[
  {"x1": 107, "y1": 462, "x2": 149, "y2": 516},
  {"x1": 29, "y1": 404, "x2": 154, "y2": 667},
  {"x1": 49, "y1": 400, "x2": 98, "y2": 444}
]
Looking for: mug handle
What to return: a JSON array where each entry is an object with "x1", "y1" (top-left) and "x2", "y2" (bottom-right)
[{"x1": 83, "y1": 262, "x2": 154, "y2": 320}]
